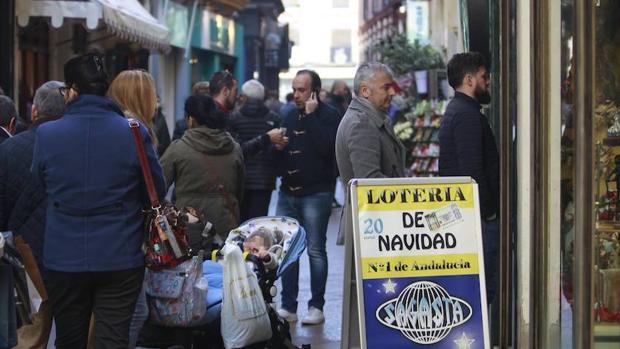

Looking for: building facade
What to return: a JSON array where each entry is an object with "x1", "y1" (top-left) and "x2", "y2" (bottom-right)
[
  {"x1": 5, "y1": 0, "x2": 247, "y2": 138},
  {"x1": 278, "y1": 0, "x2": 359, "y2": 98},
  {"x1": 359, "y1": 0, "x2": 464, "y2": 64},
  {"x1": 237, "y1": 0, "x2": 290, "y2": 93},
  {"x1": 148, "y1": 0, "x2": 246, "y2": 132},
  {"x1": 12, "y1": 0, "x2": 170, "y2": 122},
  {"x1": 359, "y1": 0, "x2": 406, "y2": 63}
]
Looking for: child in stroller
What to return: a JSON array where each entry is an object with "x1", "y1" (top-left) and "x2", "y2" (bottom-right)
[{"x1": 137, "y1": 216, "x2": 309, "y2": 349}]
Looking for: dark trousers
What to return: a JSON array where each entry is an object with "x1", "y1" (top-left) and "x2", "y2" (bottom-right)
[
  {"x1": 240, "y1": 189, "x2": 273, "y2": 222},
  {"x1": 47, "y1": 267, "x2": 144, "y2": 349},
  {"x1": 481, "y1": 218, "x2": 499, "y2": 304}
]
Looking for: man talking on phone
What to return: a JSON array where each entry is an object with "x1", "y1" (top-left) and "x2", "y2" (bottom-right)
[{"x1": 275, "y1": 69, "x2": 340, "y2": 325}]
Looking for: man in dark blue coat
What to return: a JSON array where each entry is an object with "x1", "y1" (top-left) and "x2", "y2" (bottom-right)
[
  {"x1": 275, "y1": 70, "x2": 340, "y2": 325},
  {"x1": 439, "y1": 52, "x2": 500, "y2": 304}
]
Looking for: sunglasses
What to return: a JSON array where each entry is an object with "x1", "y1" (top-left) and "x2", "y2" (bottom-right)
[{"x1": 58, "y1": 85, "x2": 78, "y2": 97}]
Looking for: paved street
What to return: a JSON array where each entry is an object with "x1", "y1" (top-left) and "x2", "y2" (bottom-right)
[
  {"x1": 269, "y1": 181, "x2": 346, "y2": 349},
  {"x1": 277, "y1": 208, "x2": 344, "y2": 349}
]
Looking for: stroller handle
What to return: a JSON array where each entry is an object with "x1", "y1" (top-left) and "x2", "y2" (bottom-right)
[{"x1": 210, "y1": 248, "x2": 267, "y2": 279}]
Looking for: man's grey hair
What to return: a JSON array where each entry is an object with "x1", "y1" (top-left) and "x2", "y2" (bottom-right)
[
  {"x1": 353, "y1": 62, "x2": 395, "y2": 95},
  {"x1": 33, "y1": 81, "x2": 66, "y2": 119},
  {"x1": 0, "y1": 95, "x2": 17, "y2": 127},
  {"x1": 241, "y1": 79, "x2": 265, "y2": 101}
]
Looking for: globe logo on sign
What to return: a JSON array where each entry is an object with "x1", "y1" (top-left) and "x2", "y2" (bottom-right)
[{"x1": 375, "y1": 281, "x2": 472, "y2": 344}]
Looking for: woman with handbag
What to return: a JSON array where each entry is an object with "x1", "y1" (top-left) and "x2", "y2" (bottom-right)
[
  {"x1": 107, "y1": 69, "x2": 160, "y2": 349},
  {"x1": 31, "y1": 53, "x2": 166, "y2": 349},
  {"x1": 160, "y1": 94, "x2": 245, "y2": 251},
  {"x1": 108, "y1": 70, "x2": 160, "y2": 152}
]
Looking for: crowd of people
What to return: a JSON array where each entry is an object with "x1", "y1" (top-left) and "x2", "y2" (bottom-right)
[{"x1": 0, "y1": 50, "x2": 499, "y2": 349}]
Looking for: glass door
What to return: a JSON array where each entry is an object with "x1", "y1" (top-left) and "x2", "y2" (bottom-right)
[{"x1": 561, "y1": 0, "x2": 620, "y2": 347}]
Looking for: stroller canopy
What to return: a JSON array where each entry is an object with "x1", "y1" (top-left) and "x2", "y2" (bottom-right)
[{"x1": 226, "y1": 216, "x2": 307, "y2": 278}]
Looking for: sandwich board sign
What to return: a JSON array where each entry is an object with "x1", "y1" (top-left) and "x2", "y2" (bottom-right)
[{"x1": 349, "y1": 177, "x2": 489, "y2": 349}]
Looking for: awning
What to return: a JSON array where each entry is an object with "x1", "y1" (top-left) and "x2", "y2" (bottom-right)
[
  {"x1": 96, "y1": 0, "x2": 170, "y2": 52},
  {"x1": 16, "y1": 0, "x2": 170, "y2": 52}
]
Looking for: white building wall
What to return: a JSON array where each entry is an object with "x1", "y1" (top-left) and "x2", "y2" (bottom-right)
[
  {"x1": 278, "y1": 0, "x2": 359, "y2": 98},
  {"x1": 429, "y1": 0, "x2": 463, "y2": 60}
]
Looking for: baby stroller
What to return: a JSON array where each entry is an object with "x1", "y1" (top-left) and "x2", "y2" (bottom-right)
[{"x1": 137, "y1": 216, "x2": 309, "y2": 349}]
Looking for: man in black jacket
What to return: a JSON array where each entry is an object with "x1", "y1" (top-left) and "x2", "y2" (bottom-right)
[
  {"x1": 0, "y1": 81, "x2": 66, "y2": 269},
  {"x1": 275, "y1": 70, "x2": 340, "y2": 325},
  {"x1": 0, "y1": 80, "x2": 66, "y2": 346},
  {"x1": 439, "y1": 52, "x2": 499, "y2": 303},
  {"x1": 228, "y1": 79, "x2": 286, "y2": 221}
]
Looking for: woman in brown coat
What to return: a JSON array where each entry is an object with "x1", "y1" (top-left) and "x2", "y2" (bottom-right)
[{"x1": 160, "y1": 94, "x2": 244, "y2": 248}]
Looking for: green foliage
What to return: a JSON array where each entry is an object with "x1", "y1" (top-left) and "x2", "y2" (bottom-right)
[{"x1": 372, "y1": 34, "x2": 445, "y2": 76}]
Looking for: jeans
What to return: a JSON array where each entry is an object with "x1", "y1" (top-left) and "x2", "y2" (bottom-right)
[
  {"x1": 276, "y1": 191, "x2": 332, "y2": 312},
  {"x1": 47, "y1": 267, "x2": 144, "y2": 349},
  {"x1": 481, "y1": 218, "x2": 499, "y2": 304}
]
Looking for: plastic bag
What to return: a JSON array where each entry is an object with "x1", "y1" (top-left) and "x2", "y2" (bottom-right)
[
  {"x1": 221, "y1": 244, "x2": 272, "y2": 348},
  {"x1": 145, "y1": 256, "x2": 207, "y2": 327}
]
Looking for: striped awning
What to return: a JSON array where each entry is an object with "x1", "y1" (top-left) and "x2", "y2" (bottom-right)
[{"x1": 16, "y1": 0, "x2": 170, "y2": 52}]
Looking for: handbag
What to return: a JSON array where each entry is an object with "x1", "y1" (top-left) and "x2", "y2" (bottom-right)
[
  {"x1": 144, "y1": 255, "x2": 208, "y2": 327},
  {"x1": 129, "y1": 119, "x2": 190, "y2": 269}
]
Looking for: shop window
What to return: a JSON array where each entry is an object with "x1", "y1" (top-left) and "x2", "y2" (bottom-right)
[
  {"x1": 591, "y1": 2, "x2": 620, "y2": 342},
  {"x1": 330, "y1": 29, "x2": 352, "y2": 64},
  {"x1": 562, "y1": 0, "x2": 620, "y2": 345}
]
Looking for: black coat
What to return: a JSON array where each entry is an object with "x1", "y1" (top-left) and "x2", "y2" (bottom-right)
[
  {"x1": 154, "y1": 108, "x2": 171, "y2": 156},
  {"x1": 277, "y1": 102, "x2": 340, "y2": 196},
  {"x1": 0, "y1": 126, "x2": 47, "y2": 274},
  {"x1": 438, "y1": 92, "x2": 499, "y2": 219},
  {"x1": 228, "y1": 100, "x2": 280, "y2": 191}
]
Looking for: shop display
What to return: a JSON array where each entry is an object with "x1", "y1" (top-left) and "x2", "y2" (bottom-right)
[
  {"x1": 592, "y1": 102, "x2": 620, "y2": 324},
  {"x1": 394, "y1": 100, "x2": 446, "y2": 177}
]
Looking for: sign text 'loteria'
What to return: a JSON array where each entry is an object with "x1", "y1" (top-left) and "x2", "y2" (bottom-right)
[{"x1": 366, "y1": 186, "x2": 467, "y2": 205}]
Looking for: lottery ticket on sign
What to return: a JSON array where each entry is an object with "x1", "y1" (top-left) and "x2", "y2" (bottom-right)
[{"x1": 424, "y1": 203, "x2": 463, "y2": 231}]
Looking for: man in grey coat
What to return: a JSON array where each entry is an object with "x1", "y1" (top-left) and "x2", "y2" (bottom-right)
[
  {"x1": 336, "y1": 62, "x2": 405, "y2": 243},
  {"x1": 335, "y1": 62, "x2": 405, "y2": 349}
]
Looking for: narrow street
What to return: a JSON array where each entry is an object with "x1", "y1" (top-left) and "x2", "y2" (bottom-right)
[
  {"x1": 269, "y1": 182, "x2": 345, "y2": 349},
  {"x1": 279, "y1": 208, "x2": 343, "y2": 349}
]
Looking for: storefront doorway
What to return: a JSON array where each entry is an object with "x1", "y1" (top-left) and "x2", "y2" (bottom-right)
[{"x1": 495, "y1": 0, "x2": 620, "y2": 347}]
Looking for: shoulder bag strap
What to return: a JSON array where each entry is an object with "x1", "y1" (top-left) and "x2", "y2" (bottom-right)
[{"x1": 128, "y1": 119, "x2": 161, "y2": 209}]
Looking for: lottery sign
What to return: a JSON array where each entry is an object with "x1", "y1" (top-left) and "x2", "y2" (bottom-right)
[{"x1": 350, "y1": 177, "x2": 489, "y2": 349}]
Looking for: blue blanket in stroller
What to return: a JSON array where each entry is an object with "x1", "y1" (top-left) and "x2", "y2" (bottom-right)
[{"x1": 199, "y1": 216, "x2": 307, "y2": 325}]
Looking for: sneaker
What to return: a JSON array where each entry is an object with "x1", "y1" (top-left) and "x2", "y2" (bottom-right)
[
  {"x1": 277, "y1": 308, "x2": 298, "y2": 322},
  {"x1": 301, "y1": 307, "x2": 325, "y2": 325}
]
